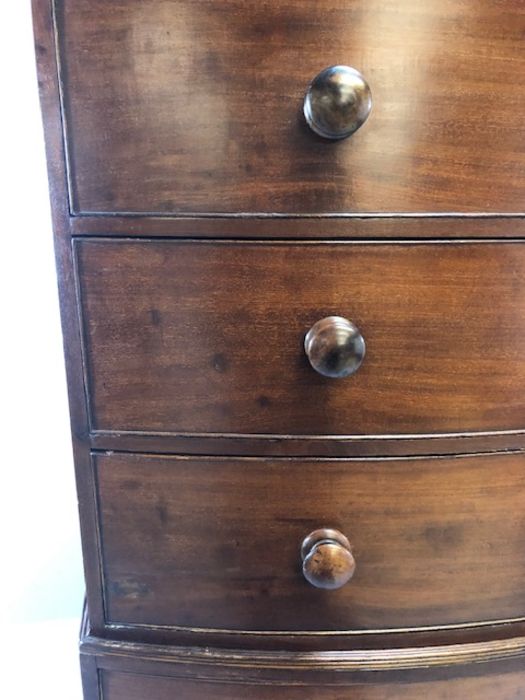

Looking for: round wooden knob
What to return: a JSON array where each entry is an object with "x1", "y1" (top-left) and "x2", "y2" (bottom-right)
[
  {"x1": 301, "y1": 528, "x2": 356, "y2": 590},
  {"x1": 304, "y1": 316, "x2": 365, "y2": 378},
  {"x1": 303, "y1": 65, "x2": 372, "y2": 140}
]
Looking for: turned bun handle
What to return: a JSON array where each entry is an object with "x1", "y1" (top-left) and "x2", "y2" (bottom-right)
[
  {"x1": 301, "y1": 528, "x2": 356, "y2": 590},
  {"x1": 304, "y1": 316, "x2": 366, "y2": 378},
  {"x1": 304, "y1": 65, "x2": 372, "y2": 140}
]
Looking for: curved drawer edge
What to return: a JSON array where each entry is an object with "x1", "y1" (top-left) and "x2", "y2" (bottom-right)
[
  {"x1": 80, "y1": 630, "x2": 525, "y2": 675},
  {"x1": 90, "y1": 430, "x2": 525, "y2": 458}
]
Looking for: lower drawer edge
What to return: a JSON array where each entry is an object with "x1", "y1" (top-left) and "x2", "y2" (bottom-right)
[
  {"x1": 80, "y1": 625, "x2": 525, "y2": 698},
  {"x1": 82, "y1": 632, "x2": 525, "y2": 674}
]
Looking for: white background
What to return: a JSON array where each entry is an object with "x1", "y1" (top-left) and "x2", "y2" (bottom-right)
[{"x1": 1, "y1": 3, "x2": 84, "y2": 697}]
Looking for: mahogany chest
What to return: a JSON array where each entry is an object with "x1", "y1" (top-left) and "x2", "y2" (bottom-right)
[{"x1": 33, "y1": 1, "x2": 525, "y2": 697}]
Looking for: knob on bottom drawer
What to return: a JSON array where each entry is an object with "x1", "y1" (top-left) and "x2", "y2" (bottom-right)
[{"x1": 301, "y1": 528, "x2": 356, "y2": 590}]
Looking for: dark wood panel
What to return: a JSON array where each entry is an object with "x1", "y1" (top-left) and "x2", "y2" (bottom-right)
[
  {"x1": 76, "y1": 240, "x2": 525, "y2": 437},
  {"x1": 99, "y1": 668, "x2": 525, "y2": 700},
  {"x1": 57, "y1": 0, "x2": 525, "y2": 215},
  {"x1": 70, "y1": 215, "x2": 525, "y2": 239},
  {"x1": 32, "y1": 0, "x2": 107, "y2": 629},
  {"x1": 34, "y1": 1, "x2": 525, "y2": 696},
  {"x1": 95, "y1": 451, "x2": 525, "y2": 632},
  {"x1": 82, "y1": 589, "x2": 525, "y2": 652}
]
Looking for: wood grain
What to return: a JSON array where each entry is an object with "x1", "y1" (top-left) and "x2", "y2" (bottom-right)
[
  {"x1": 76, "y1": 240, "x2": 525, "y2": 437},
  {"x1": 32, "y1": 1, "x2": 525, "y2": 695},
  {"x1": 57, "y1": 0, "x2": 525, "y2": 215},
  {"x1": 95, "y1": 451, "x2": 525, "y2": 632},
  {"x1": 31, "y1": 0, "x2": 107, "y2": 627}
]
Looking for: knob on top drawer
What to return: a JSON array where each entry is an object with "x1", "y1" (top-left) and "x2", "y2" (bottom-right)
[{"x1": 303, "y1": 65, "x2": 372, "y2": 140}]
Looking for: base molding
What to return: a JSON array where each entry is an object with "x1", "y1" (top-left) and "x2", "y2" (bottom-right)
[
  {"x1": 81, "y1": 630, "x2": 525, "y2": 675},
  {"x1": 80, "y1": 607, "x2": 525, "y2": 698}
]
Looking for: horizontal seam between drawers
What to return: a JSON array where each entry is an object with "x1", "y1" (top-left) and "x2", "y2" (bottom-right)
[
  {"x1": 90, "y1": 448, "x2": 525, "y2": 461},
  {"x1": 70, "y1": 212, "x2": 525, "y2": 219},
  {"x1": 90, "y1": 428, "x2": 525, "y2": 440},
  {"x1": 103, "y1": 618, "x2": 525, "y2": 637},
  {"x1": 72, "y1": 237, "x2": 525, "y2": 244}
]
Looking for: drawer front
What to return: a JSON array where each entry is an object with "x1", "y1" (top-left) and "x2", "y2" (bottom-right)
[
  {"x1": 58, "y1": 1, "x2": 525, "y2": 215},
  {"x1": 76, "y1": 240, "x2": 525, "y2": 438},
  {"x1": 95, "y1": 451, "x2": 525, "y2": 631},
  {"x1": 100, "y1": 667, "x2": 525, "y2": 700}
]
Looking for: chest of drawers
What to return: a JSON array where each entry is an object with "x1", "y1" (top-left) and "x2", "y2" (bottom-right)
[{"x1": 33, "y1": 1, "x2": 525, "y2": 697}]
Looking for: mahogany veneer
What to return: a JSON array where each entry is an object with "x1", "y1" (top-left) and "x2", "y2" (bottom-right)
[
  {"x1": 95, "y1": 452, "x2": 525, "y2": 632},
  {"x1": 57, "y1": 0, "x2": 525, "y2": 215},
  {"x1": 33, "y1": 0, "x2": 525, "y2": 697},
  {"x1": 75, "y1": 240, "x2": 525, "y2": 437}
]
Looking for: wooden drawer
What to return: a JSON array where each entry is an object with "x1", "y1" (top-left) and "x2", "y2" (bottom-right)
[
  {"x1": 76, "y1": 240, "x2": 525, "y2": 438},
  {"x1": 95, "y1": 451, "x2": 525, "y2": 632},
  {"x1": 57, "y1": 0, "x2": 525, "y2": 215},
  {"x1": 98, "y1": 667, "x2": 525, "y2": 700}
]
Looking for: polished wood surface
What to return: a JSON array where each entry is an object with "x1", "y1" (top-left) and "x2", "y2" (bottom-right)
[
  {"x1": 32, "y1": 0, "x2": 525, "y2": 695},
  {"x1": 97, "y1": 667, "x2": 525, "y2": 700},
  {"x1": 57, "y1": 0, "x2": 525, "y2": 215},
  {"x1": 79, "y1": 604, "x2": 525, "y2": 697},
  {"x1": 95, "y1": 451, "x2": 525, "y2": 632},
  {"x1": 32, "y1": 0, "x2": 109, "y2": 631},
  {"x1": 76, "y1": 240, "x2": 525, "y2": 437}
]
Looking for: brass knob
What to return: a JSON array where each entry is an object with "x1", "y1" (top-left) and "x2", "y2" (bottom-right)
[
  {"x1": 301, "y1": 528, "x2": 356, "y2": 590},
  {"x1": 303, "y1": 65, "x2": 372, "y2": 140},
  {"x1": 304, "y1": 316, "x2": 365, "y2": 379}
]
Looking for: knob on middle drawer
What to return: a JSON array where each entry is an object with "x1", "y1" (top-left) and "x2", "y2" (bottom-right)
[{"x1": 304, "y1": 316, "x2": 366, "y2": 378}]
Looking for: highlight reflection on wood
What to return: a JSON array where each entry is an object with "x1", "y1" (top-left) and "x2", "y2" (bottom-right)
[
  {"x1": 58, "y1": 0, "x2": 525, "y2": 214},
  {"x1": 32, "y1": 0, "x2": 525, "y2": 696}
]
